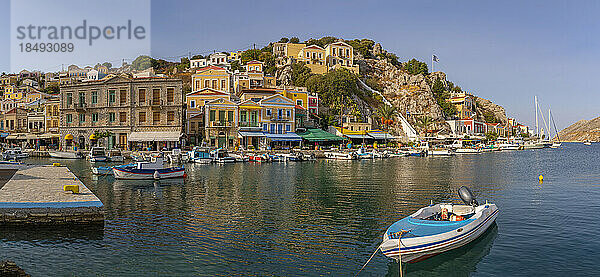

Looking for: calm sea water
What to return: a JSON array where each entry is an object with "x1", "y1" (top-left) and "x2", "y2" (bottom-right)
[{"x1": 1, "y1": 143, "x2": 599, "y2": 276}]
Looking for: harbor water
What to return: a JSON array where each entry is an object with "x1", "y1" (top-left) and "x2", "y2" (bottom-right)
[{"x1": 1, "y1": 143, "x2": 599, "y2": 276}]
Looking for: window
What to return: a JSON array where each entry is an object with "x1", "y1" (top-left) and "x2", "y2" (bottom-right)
[
  {"x1": 119, "y1": 112, "x2": 126, "y2": 122},
  {"x1": 286, "y1": 124, "x2": 291, "y2": 132},
  {"x1": 167, "y1": 111, "x2": 175, "y2": 122},
  {"x1": 109, "y1": 112, "x2": 115, "y2": 122},
  {"x1": 204, "y1": 80, "x2": 209, "y2": 88},
  {"x1": 79, "y1": 113, "x2": 85, "y2": 123},
  {"x1": 221, "y1": 80, "x2": 226, "y2": 90},
  {"x1": 66, "y1": 93, "x2": 72, "y2": 106},
  {"x1": 227, "y1": 111, "x2": 234, "y2": 122},
  {"x1": 119, "y1": 89, "x2": 127, "y2": 105},
  {"x1": 139, "y1": 112, "x2": 146, "y2": 123},
  {"x1": 209, "y1": 110, "x2": 216, "y2": 121},
  {"x1": 91, "y1": 113, "x2": 98, "y2": 122},
  {"x1": 212, "y1": 80, "x2": 217, "y2": 88},
  {"x1": 91, "y1": 91, "x2": 98, "y2": 104},
  {"x1": 266, "y1": 109, "x2": 272, "y2": 116},
  {"x1": 109, "y1": 90, "x2": 116, "y2": 103},
  {"x1": 153, "y1": 111, "x2": 160, "y2": 123},
  {"x1": 167, "y1": 88, "x2": 174, "y2": 103},
  {"x1": 138, "y1": 88, "x2": 146, "y2": 104},
  {"x1": 240, "y1": 111, "x2": 247, "y2": 122},
  {"x1": 190, "y1": 100, "x2": 196, "y2": 108},
  {"x1": 263, "y1": 123, "x2": 267, "y2": 131},
  {"x1": 296, "y1": 99, "x2": 303, "y2": 106},
  {"x1": 219, "y1": 110, "x2": 225, "y2": 123},
  {"x1": 66, "y1": 114, "x2": 73, "y2": 123},
  {"x1": 152, "y1": 88, "x2": 160, "y2": 105},
  {"x1": 286, "y1": 110, "x2": 291, "y2": 117},
  {"x1": 79, "y1": 91, "x2": 85, "y2": 104}
]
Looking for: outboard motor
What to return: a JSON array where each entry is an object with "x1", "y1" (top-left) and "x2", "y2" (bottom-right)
[{"x1": 458, "y1": 186, "x2": 479, "y2": 206}]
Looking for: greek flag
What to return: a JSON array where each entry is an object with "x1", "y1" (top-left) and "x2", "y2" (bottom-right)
[{"x1": 432, "y1": 54, "x2": 439, "y2": 62}]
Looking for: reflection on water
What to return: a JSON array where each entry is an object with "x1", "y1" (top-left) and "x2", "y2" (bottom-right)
[{"x1": 2, "y1": 144, "x2": 600, "y2": 276}]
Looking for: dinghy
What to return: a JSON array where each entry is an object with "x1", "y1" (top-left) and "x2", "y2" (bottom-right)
[
  {"x1": 49, "y1": 151, "x2": 83, "y2": 159},
  {"x1": 380, "y1": 186, "x2": 498, "y2": 263}
]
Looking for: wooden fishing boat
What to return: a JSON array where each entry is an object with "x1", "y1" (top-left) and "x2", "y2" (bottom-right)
[
  {"x1": 113, "y1": 158, "x2": 184, "y2": 180},
  {"x1": 380, "y1": 187, "x2": 498, "y2": 263}
]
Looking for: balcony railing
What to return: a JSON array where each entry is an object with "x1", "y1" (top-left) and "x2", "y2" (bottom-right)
[
  {"x1": 75, "y1": 102, "x2": 86, "y2": 110},
  {"x1": 238, "y1": 121, "x2": 260, "y2": 127},
  {"x1": 209, "y1": 121, "x2": 234, "y2": 127},
  {"x1": 269, "y1": 115, "x2": 291, "y2": 122}
]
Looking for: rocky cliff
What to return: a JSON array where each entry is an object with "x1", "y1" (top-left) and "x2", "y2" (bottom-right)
[
  {"x1": 558, "y1": 116, "x2": 600, "y2": 142},
  {"x1": 474, "y1": 97, "x2": 508, "y2": 125}
]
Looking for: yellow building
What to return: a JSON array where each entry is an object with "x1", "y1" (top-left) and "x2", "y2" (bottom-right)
[
  {"x1": 259, "y1": 94, "x2": 295, "y2": 134},
  {"x1": 191, "y1": 66, "x2": 231, "y2": 93},
  {"x1": 3, "y1": 85, "x2": 17, "y2": 100},
  {"x1": 448, "y1": 92, "x2": 475, "y2": 119},
  {"x1": 298, "y1": 45, "x2": 327, "y2": 74},
  {"x1": 273, "y1": 42, "x2": 307, "y2": 58},
  {"x1": 185, "y1": 88, "x2": 231, "y2": 144},
  {"x1": 325, "y1": 41, "x2": 358, "y2": 73},
  {"x1": 44, "y1": 99, "x2": 60, "y2": 133},
  {"x1": 204, "y1": 98, "x2": 238, "y2": 148}
]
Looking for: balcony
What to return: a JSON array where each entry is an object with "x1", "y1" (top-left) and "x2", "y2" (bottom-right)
[
  {"x1": 269, "y1": 115, "x2": 291, "y2": 122},
  {"x1": 75, "y1": 102, "x2": 86, "y2": 111},
  {"x1": 209, "y1": 121, "x2": 234, "y2": 127},
  {"x1": 239, "y1": 121, "x2": 260, "y2": 127}
]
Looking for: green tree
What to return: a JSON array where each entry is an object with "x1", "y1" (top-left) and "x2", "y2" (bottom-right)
[
  {"x1": 289, "y1": 37, "x2": 300, "y2": 43},
  {"x1": 177, "y1": 57, "x2": 190, "y2": 71},
  {"x1": 291, "y1": 62, "x2": 314, "y2": 87},
  {"x1": 102, "y1": 62, "x2": 112, "y2": 69},
  {"x1": 483, "y1": 111, "x2": 499, "y2": 123},
  {"x1": 259, "y1": 52, "x2": 276, "y2": 75},
  {"x1": 131, "y1": 55, "x2": 152, "y2": 71},
  {"x1": 240, "y1": 49, "x2": 262, "y2": 64},
  {"x1": 42, "y1": 83, "x2": 59, "y2": 94},
  {"x1": 403, "y1": 58, "x2": 428, "y2": 75},
  {"x1": 230, "y1": 60, "x2": 244, "y2": 72},
  {"x1": 416, "y1": 116, "x2": 435, "y2": 136},
  {"x1": 279, "y1": 37, "x2": 289, "y2": 43},
  {"x1": 376, "y1": 104, "x2": 397, "y2": 131},
  {"x1": 431, "y1": 79, "x2": 457, "y2": 119},
  {"x1": 191, "y1": 54, "x2": 204, "y2": 60}
]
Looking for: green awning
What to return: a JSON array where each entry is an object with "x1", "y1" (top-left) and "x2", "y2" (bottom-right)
[{"x1": 297, "y1": 128, "x2": 344, "y2": 142}]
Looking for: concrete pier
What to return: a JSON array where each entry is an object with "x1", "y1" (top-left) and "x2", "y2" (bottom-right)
[{"x1": 0, "y1": 166, "x2": 104, "y2": 225}]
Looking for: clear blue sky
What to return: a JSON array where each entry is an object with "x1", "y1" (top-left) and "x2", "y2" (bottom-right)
[{"x1": 1, "y1": 0, "x2": 598, "y2": 130}]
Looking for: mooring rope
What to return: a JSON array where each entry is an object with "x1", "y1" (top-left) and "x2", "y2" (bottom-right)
[{"x1": 353, "y1": 244, "x2": 381, "y2": 277}]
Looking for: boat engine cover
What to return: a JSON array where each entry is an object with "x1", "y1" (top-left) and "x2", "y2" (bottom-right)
[{"x1": 458, "y1": 186, "x2": 479, "y2": 206}]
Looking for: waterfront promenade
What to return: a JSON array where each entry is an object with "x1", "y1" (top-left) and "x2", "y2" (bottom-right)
[{"x1": 0, "y1": 165, "x2": 104, "y2": 225}]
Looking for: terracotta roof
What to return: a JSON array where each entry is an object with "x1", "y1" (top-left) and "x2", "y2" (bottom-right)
[
  {"x1": 247, "y1": 60, "x2": 263, "y2": 65},
  {"x1": 187, "y1": 88, "x2": 229, "y2": 96},
  {"x1": 196, "y1": 65, "x2": 226, "y2": 73}
]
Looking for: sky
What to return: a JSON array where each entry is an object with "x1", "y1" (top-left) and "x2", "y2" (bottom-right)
[{"x1": 1, "y1": 0, "x2": 598, "y2": 130}]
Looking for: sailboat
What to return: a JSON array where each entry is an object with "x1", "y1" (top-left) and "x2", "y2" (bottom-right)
[{"x1": 549, "y1": 109, "x2": 562, "y2": 148}]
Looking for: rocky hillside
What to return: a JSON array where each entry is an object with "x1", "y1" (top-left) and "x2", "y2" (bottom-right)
[{"x1": 558, "y1": 116, "x2": 600, "y2": 142}]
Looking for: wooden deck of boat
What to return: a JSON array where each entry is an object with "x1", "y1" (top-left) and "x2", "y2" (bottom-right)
[{"x1": 0, "y1": 165, "x2": 104, "y2": 225}]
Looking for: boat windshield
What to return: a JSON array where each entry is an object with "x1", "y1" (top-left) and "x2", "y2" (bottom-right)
[{"x1": 412, "y1": 204, "x2": 475, "y2": 221}]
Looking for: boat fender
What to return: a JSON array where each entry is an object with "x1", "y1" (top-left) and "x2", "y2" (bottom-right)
[
  {"x1": 458, "y1": 186, "x2": 479, "y2": 206},
  {"x1": 153, "y1": 170, "x2": 160, "y2": 180},
  {"x1": 441, "y1": 208, "x2": 449, "y2": 220},
  {"x1": 450, "y1": 215, "x2": 464, "y2": 221}
]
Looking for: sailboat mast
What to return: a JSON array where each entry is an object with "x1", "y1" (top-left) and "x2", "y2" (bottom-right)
[{"x1": 535, "y1": 96, "x2": 539, "y2": 138}]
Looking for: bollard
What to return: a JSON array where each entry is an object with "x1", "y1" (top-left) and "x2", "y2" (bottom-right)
[
  {"x1": 538, "y1": 175, "x2": 543, "y2": 183},
  {"x1": 63, "y1": 184, "x2": 80, "y2": 194}
]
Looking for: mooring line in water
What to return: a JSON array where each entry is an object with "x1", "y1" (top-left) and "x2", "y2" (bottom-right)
[{"x1": 353, "y1": 244, "x2": 381, "y2": 277}]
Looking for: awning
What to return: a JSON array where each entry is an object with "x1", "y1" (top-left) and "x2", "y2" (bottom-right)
[
  {"x1": 367, "y1": 132, "x2": 396, "y2": 140},
  {"x1": 6, "y1": 135, "x2": 18, "y2": 140},
  {"x1": 238, "y1": 131, "x2": 265, "y2": 137},
  {"x1": 25, "y1": 134, "x2": 38, "y2": 139},
  {"x1": 297, "y1": 128, "x2": 344, "y2": 142},
  {"x1": 6, "y1": 134, "x2": 26, "y2": 140},
  {"x1": 345, "y1": 134, "x2": 371, "y2": 139},
  {"x1": 65, "y1": 134, "x2": 74, "y2": 140},
  {"x1": 0, "y1": 133, "x2": 9, "y2": 138},
  {"x1": 128, "y1": 131, "x2": 182, "y2": 142},
  {"x1": 90, "y1": 134, "x2": 98, "y2": 140},
  {"x1": 264, "y1": 132, "x2": 302, "y2": 142}
]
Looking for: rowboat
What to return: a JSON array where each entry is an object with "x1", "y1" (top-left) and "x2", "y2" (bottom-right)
[
  {"x1": 113, "y1": 157, "x2": 185, "y2": 180},
  {"x1": 92, "y1": 163, "x2": 135, "y2": 175},
  {"x1": 48, "y1": 151, "x2": 83, "y2": 159},
  {"x1": 380, "y1": 187, "x2": 498, "y2": 263}
]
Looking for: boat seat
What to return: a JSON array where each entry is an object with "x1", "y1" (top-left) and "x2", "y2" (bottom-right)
[{"x1": 452, "y1": 205, "x2": 474, "y2": 216}]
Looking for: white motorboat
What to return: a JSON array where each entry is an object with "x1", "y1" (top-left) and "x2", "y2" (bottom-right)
[
  {"x1": 380, "y1": 187, "x2": 498, "y2": 263},
  {"x1": 211, "y1": 148, "x2": 236, "y2": 164},
  {"x1": 189, "y1": 147, "x2": 213, "y2": 164},
  {"x1": 324, "y1": 151, "x2": 358, "y2": 160},
  {"x1": 2, "y1": 148, "x2": 29, "y2": 160},
  {"x1": 454, "y1": 148, "x2": 481, "y2": 154},
  {"x1": 550, "y1": 142, "x2": 562, "y2": 148},
  {"x1": 107, "y1": 149, "x2": 125, "y2": 162},
  {"x1": 427, "y1": 149, "x2": 455, "y2": 157},
  {"x1": 497, "y1": 143, "x2": 520, "y2": 151},
  {"x1": 88, "y1": 147, "x2": 108, "y2": 162},
  {"x1": 583, "y1": 141, "x2": 592, "y2": 146},
  {"x1": 48, "y1": 151, "x2": 83, "y2": 159}
]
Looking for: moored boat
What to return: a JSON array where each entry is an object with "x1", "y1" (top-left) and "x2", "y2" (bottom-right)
[
  {"x1": 2, "y1": 148, "x2": 29, "y2": 160},
  {"x1": 324, "y1": 151, "x2": 358, "y2": 160},
  {"x1": 454, "y1": 148, "x2": 481, "y2": 154},
  {"x1": 107, "y1": 149, "x2": 125, "y2": 162},
  {"x1": 189, "y1": 147, "x2": 212, "y2": 164},
  {"x1": 113, "y1": 157, "x2": 184, "y2": 180},
  {"x1": 249, "y1": 153, "x2": 270, "y2": 162},
  {"x1": 380, "y1": 186, "x2": 498, "y2": 263},
  {"x1": 427, "y1": 149, "x2": 455, "y2": 157},
  {"x1": 583, "y1": 141, "x2": 592, "y2": 146},
  {"x1": 211, "y1": 148, "x2": 236, "y2": 164},
  {"x1": 48, "y1": 151, "x2": 83, "y2": 159},
  {"x1": 88, "y1": 147, "x2": 108, "y2": 162}
]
